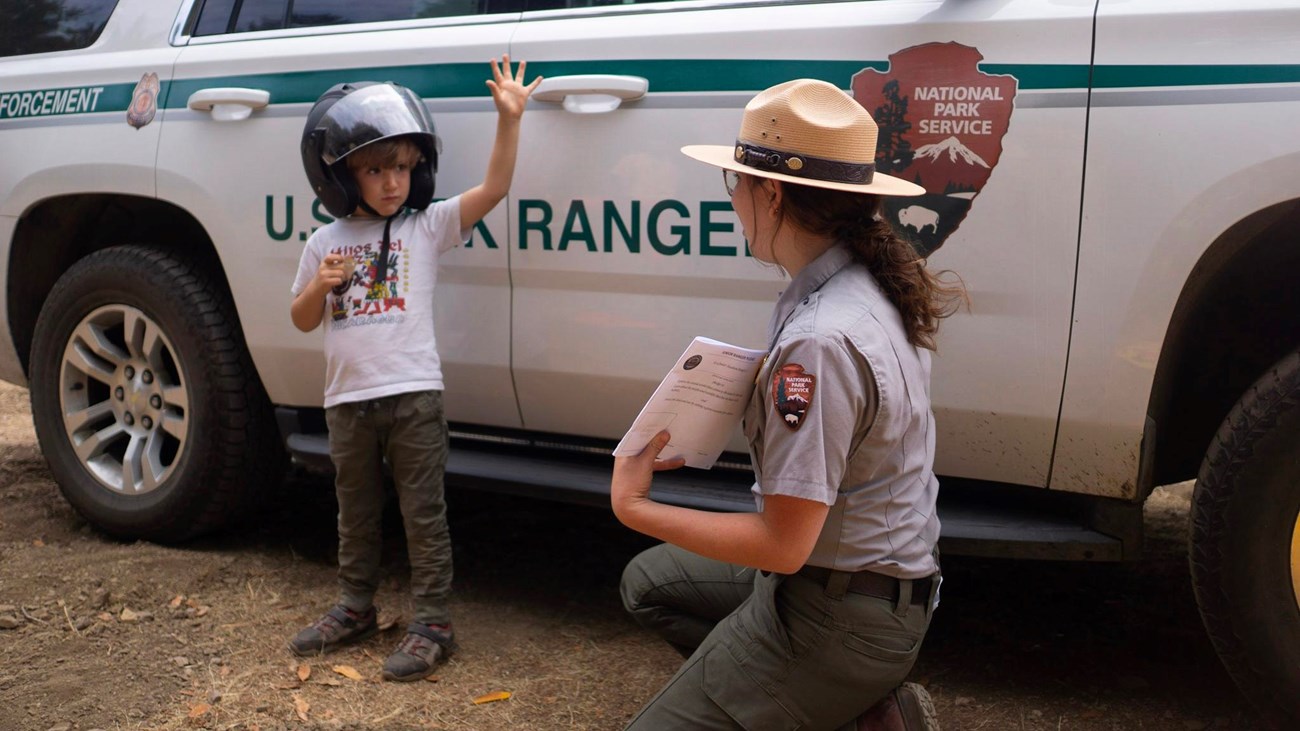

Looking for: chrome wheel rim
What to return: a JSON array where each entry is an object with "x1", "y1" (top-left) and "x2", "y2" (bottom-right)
[{"x1": 59, "y1": 305, "x2": 189, "y2": 495}]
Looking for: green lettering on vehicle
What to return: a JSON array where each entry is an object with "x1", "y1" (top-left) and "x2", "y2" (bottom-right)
[
  {"x1": 603, "y1": 201, "x2": 640, "y2": 253},
  {"x1": 312, "y1": 199, "x2": 334, "y2": 226},
  {"x1": 468, "y1": 219, "x2": 498, "y2": 249},
  {"x1": 648, "y1": 200, "x2": 690, "y2": 255},
  {"x1": 699, "y1": 201, "x2": 736, "y2": 257},
  {"x1": 519, "y1": 200, "x2": 553, "y2": 251},
  {"x1": 559, "y1": 201, "x2": 597, "y2": 252},
  {"x1": 266, "y1": 195, "x2": 294, "y2": 241}
]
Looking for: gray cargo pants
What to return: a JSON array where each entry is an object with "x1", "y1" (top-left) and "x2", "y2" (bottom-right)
[
  {"x1": 620, "y1": 544, "x2": 935, "y2": 730},
  {"x1": 326, "y1": 390, "x2": 452, "y2": 625}
]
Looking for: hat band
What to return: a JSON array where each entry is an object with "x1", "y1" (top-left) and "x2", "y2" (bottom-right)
[{"x1": 734, "y1": 141, "x2": 875, "y2": 184}]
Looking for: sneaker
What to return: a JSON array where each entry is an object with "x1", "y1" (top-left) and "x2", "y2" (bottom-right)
[
  {"x1": 288, "y1": 604, "x2": 379, "y2": 657},
  {"x1": 381, "y1": 622, "x2": 457, "y2": 682},
  {"x1": 856, "y1": 683, "x2": 940, "y2": 731}
]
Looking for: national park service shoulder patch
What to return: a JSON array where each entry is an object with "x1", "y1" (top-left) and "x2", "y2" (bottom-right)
[{"x1": 773, "y1": 364, "x2": 816, "y2": 431}]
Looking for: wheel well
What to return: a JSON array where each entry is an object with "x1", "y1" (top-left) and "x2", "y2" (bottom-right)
[
  {"x1": 1145, "y1": 198, "x2": 1300, "y2": 494},
  {"x1": 7, "y1": 194, "x2": 227, "y2": 376}
]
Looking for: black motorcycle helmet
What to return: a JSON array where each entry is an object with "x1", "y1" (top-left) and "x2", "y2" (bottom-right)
[{"x1": 301, "y1": 81, "x2": 441, "y2": 218}]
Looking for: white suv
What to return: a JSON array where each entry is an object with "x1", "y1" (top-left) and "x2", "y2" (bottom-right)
[{"x1": 1, "y1": 0, "x2": 1297, "y2": 724}]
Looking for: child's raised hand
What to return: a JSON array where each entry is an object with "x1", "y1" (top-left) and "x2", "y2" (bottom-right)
[{"x1": 486, "y1": 54, "x2": 542, "y2": 121}]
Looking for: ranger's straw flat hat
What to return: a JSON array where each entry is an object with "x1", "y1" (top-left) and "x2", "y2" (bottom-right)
[{"x1": 682, "y1": 79, "x2": 924, "y2": 197}]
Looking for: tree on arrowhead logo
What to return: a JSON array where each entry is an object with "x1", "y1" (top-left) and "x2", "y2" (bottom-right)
[{"x1": 852, "y1": 43, "x2": 1018, "y2": 256}]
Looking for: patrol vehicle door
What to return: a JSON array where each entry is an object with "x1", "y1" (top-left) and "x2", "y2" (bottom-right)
[
  {"x1": 507, "y1": 0, "x2": 1096, "y2": 487},
  {"x1": 0, "y1": 1, "x2": 180, "y2": 382},
  {"x1": 158, "y1": 1, "x2": 524, "y2": 427}
]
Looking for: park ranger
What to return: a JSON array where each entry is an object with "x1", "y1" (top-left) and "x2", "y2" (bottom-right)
[{"x1": 610, "y1": 79, "x2": 963, "y2": 730}]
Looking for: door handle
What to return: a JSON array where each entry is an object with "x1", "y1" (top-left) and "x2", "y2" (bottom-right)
[
  {"x1": 532, "y1": 75, "x2": 649, "y2": 114},
  {"x1": 186, "y1": 87, "x2": 271, "y2": 122}
]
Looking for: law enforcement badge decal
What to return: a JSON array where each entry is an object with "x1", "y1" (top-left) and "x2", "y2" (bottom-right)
[
  {"x1": 851, "y1": 42, "x2": 1018, "y2": 256},
  {"x1": 127, "y1": 72, "x2": 160, "y2": 129},
  {"x1": 773, "y1": 364, "x2": 816, "y2": 431}
]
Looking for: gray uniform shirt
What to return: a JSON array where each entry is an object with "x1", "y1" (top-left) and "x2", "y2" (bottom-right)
[{"x1": 745, "y1": 244, "x2": 940, "y2": 578}]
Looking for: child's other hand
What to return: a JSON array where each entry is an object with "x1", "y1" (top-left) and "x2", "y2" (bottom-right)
[
  {"x1": 486, "y1": 54, "x2": 542, "y2": 121},
  {"x1": 315, "y1": 254, "x2": 349, "y2": 292}
]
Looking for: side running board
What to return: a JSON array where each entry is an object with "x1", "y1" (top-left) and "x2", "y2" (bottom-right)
[{"x1": 284, "y1": 431, "x2": 1128, "y2": 561}]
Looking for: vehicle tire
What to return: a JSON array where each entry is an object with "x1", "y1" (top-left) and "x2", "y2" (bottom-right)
[
  {"x1": 29, "y1": 245, "x2": 284, "y2": 542},
  {"x1": 1190, "y1": 349, "x2": 1300, "y2": 729}
]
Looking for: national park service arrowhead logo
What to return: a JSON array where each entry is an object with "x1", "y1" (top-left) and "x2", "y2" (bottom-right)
[
  {"x1": 127, "y1": 72, "x2": 159, "y2": 129},
  {"x1": 773, "y1": 364, "x2": 816, "y2": 431},
  {"x1": 852, "y1": 43, "x2": 1018, "y2": 256}
]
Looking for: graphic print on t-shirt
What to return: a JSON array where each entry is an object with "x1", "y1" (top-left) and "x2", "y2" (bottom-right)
[{"x1": 327, "y1": 238, "x2": 408, "y2": 330}]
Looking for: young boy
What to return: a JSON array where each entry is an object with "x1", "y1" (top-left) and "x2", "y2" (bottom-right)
[{"x1": 288, "y1": 57, "x2": 540, "y2": 682}]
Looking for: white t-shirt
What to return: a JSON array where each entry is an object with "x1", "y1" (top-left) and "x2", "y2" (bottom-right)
[{"x1": 291, "y1": 197, "x2": 469, "y2": 408}]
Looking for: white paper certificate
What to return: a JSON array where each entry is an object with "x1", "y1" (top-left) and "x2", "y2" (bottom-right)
[{"x1": 613, "y1": 336, "x2": 767, "y2": 469}]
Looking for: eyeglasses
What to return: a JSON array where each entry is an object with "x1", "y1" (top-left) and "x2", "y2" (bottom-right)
[{"x1": 722, "y1": 170, "x2": 740, "y2": 197}]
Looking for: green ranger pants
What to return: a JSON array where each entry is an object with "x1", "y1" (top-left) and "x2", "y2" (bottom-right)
[
  {"x1": 620, "y1": 544, "x2": 935, "y2": 730},
  {"x1": 326, "y1": 390, "x2": 453, "y2": 625}
]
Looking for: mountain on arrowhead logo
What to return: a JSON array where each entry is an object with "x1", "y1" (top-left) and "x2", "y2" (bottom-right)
[
  {"x1": 852, "y1": 43, "x2": 1018, "y2": 256},
  {"x1": 915, "y1": 136, "x2": 990, "y2": 167}
]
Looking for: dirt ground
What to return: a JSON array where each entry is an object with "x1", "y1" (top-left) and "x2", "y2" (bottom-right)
[{"x1": 0, "y1": 382, "x2": 1266, "y2": 731}]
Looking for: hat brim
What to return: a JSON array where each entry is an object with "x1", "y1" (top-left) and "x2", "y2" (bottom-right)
[{"x1": 682, "y1": 145, "x2": 925, "y2": 197}]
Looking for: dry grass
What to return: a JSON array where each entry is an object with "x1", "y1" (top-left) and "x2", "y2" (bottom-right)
[{"x1": 0, "y1": 382, "x2": 1267, "y2": 730}]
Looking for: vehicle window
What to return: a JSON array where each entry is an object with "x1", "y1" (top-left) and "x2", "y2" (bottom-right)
[
  {"x1": 522, "y1": 0, "x2": 678, "y2": 9},
  {"x1": 234, "y1": 0, "x2": 290, "y2": 33},
  {"x1": 0, "y1": 0, "x2": 119, "y2": 58},
  {"x1": 290, "y1": 0, "x2": 483, "y2": 25},
  {"x1": 191, "y1": 0, "x2": 238, "y2": 36},
  {"x1": 191, "y1": 0, "x2": 502, "y2": 36}
]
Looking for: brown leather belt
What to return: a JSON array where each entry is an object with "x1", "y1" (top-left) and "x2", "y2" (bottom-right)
[{"x1": 796, "y1": 565, "x2": 932, "y2": 606}]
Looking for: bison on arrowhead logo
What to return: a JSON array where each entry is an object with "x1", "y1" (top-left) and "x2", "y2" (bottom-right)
[{"x1": 852, "y1": 42, "x2": 1018, "y2": 256}]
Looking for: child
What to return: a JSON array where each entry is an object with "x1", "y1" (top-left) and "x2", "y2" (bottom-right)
[{"x1": 288, "y1": 57, "x2": 540, "y2": 682}]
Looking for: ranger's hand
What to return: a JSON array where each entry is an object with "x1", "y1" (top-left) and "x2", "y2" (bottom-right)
[{"x1": 610, "y1": 431, "x2": 685, "y2": 517}]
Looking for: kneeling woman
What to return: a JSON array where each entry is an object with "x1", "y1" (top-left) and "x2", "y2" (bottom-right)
[{"x1": 611, "y1": 79, "x2": 964, "y2": 731}]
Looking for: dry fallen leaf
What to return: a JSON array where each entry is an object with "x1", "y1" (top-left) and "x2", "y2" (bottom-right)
[
  {"x1": 169, "y1": 595, "x2": 185, "y2": 609},
  {"x1": 188, "y1": 703, "x2": 210, "y2": 719},
  {"x1": 195, "y1": 606, "x2": 210, "y2": 618},
  {"x1": 297, "y1": 664, "x2": 311, "y2": 682},
  {"x1": 423, "y1": 675, "x2": 442, "y2": 684},
  {"x1": 333, "y1": 665, "x2": 364, "y2": 681},
  {"x1": 186, "y1": 598, "x2": 200, "y2": 609},
  {"x1": 273, "y1": 681, "x2": 301, "y2": 690},
  {"x1": 377, "y1": 615, "x2": 401, "y2": 632},
  {"x1": 314, "y1": 678, "x2": 342, "y2": 687},
  {"x1": 97, "y1": 612, "x2": 113, "y2": 622},
  {"x1": 32, "y1": 538, "x2": 44, "y2": 547},
  {"x1": 472, "y1": 691, "x2": 512, "y2": 705},
  {"x1": 293, "y1": 694, "x2": 310, "y2": 722}
]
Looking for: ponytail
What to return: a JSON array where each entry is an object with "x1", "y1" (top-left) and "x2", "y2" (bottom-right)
[{"x1": 780, "y1": 184, "x2": 966, "y2": 350}]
